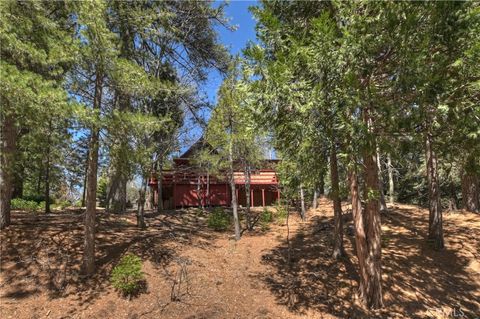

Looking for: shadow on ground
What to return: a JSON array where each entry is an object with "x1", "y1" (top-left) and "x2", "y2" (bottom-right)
[
  {"x1": 0, "y1": 208, "x2": 217, "y2": 315},
  {"x1": 257, "y1": 201, "x2": 480, "y2": 318}
]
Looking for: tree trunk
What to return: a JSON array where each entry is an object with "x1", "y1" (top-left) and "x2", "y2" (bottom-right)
[
  {"x1": 206, "y1": 171, "x2": 210, "y2": 207},
  {"x1": 387, "y1": 153, "x2": 394, "y2": 205},
  {"x1": 36, "y1": 167, "x2": 42, "y2": 195},
  {"x1": 44, "y1": 144, "x2": 51, "y2": 214},
  {"x1": 363, "y1": 148, "x2": 383, "y2": 308},
  {"x1": 137, "y1": 176, "x2": 147, "y2": 229},
  {"x1": 229, "y1": 135, "x2": 240, "y2": 241},
  {"x1": 349, "y1": 165, "x2": 369, "y2": 304},
  {"x1": 105, "y1": 170, "x2": 116, "y2": 212},
  {"x1": 197, "y1": 175, "x2": 202, "y2": 209},
  {"x1": 44, "y1": 120, "x2": 52, "y2": 214},
  {"x1": 110, "y1": 15, "x2": 132, "y2": 215},
  {"x1": 376, "y1": 148, "x2": 387, "y2": 212},
  {"x1": 319, "y1": 170, "x2": 325, "y2": 196},
  {"x1": 81, "y1": 148, "x2": 89, "y2": 207},
  {"x1": 12, "y1": 162, "x2": 24, "y2": 199},
  {"x1": 111, "y1": 174, "x2": 127, "y2": 213},
  {"x1": 425, "y1": 132, "x2": 444, "y2": 249},
  {"x1": 461, "y1": 172, "x2": 479, "y2": 213},
  {"x1": 330, "y1": 144, "x2": 344, "y2": 259},
  {"x1": 361, "y1": 106, "x2": 383, "y2": 309},
  {"x1": 244, "y1": 164, "x2": 252, "y2": 230},
  {"x1": 312, "y1": 189, "x2": 318, "y2": 210},
  {"x1": 0, "y1": 107, "x2": 17, "y2": 229},
  {"x1": 299, "y1": 185, "x2": 306, "y2": 221},
  {"x1": 82, "y1": 68, "x2": 103, "y2": 276},
  {"x1": 156, "y1": 162, "x2": 163, "y2": 213}
]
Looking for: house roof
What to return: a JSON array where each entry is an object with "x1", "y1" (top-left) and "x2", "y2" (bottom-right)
[{"x1": 178, "y1": 137, "x2": 209, "y2": 158}]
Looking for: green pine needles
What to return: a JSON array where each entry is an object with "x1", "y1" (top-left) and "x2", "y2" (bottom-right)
[
  {"x1": 207, "y1": 207, "x2": 231, "y2": 231},
  {"x1": 110, "y1": 254, "x2": 144, "y2": 297}
]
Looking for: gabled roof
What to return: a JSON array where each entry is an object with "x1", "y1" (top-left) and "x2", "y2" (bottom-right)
[{"x1": 179, "y1": 137, "x2": 208, "y2": 158}]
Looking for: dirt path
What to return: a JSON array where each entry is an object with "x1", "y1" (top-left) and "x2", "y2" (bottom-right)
[{"x1": 1, "y1": 200, "x2": 479, "y2": 318}]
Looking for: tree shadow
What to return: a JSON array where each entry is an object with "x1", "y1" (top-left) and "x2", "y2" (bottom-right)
[
  {"x1": 0, "y1": 208, "x2": 218, "y2": 315},
  {"x1": 256, "y1": 203, "x2": 480, "y2": 318}
]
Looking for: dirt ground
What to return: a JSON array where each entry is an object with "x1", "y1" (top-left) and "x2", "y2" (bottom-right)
[{"x1": 1, "y1": 198, "x2": 479, "y2": 319}]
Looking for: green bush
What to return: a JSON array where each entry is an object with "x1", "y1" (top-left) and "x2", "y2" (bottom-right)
[
  {"x1": 111, "y1": 254, "x2": 144, "y2": 296},
  {"x1": 52, "y1": 200, "x2": 71, "y2": 210},
  {"x1": 274, "y1": 204, "x2": 288, "y2": 224},
  {"x1": 207, "y1": 207, "x2": 230, "y2": 231},
  {"x1": 11, "y1": 198, "x2": 45, "y2": 212},
  {"x1": 22, "y1": 194, "x2": 55, "y2": 204},
  {"x1": 260, "y1": 208, "x2": 273, "y2": 231},
  {"x1": 73, "y1": 200, "x2": 84, "y2": 207}
]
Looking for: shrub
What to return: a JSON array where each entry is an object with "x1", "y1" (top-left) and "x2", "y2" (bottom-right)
[
  {"x1": 111, "y1": 254, "x2": 144, "y2": 296},
  {"x1": 73, "y1": 200, "x2": 84, "y2": 207},
  {"x1": 274, "y1": 204, "x2": 289, "y2": 224},
  {"x1": 11, "y1": 198, "x2": 44, "y2": 212},
  {"x1": 22, "y1": 194, "x2": 55, "y2": 204},
  {"x1": 52, "y1": 200, "x2": 71, "y2": 210},
  {"x1": 260, "y1": 208, "x2": 273, "y2": 231},
  {"x1": 207, "y1": 207, "x2": 230, "y2": 231}
]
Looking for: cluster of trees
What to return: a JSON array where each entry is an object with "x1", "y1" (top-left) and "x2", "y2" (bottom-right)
[
  {"x1": 206, "y1": 1, "x2": 479, "y2": 310},
  {"x1": 0, "y1": 0, "x2": 230, "y2": 274},
  {"x1": 2, "y1": 0, "x2": 479, "y2": 311}
]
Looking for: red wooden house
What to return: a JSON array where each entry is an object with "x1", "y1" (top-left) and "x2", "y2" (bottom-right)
[{"x1": 148, "y1": 141, "x2": 280, "y2": 209}]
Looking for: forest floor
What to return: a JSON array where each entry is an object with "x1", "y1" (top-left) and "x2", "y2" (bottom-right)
[{"x1": 1, "y1": 198, "x2": 479, "y2": 319}]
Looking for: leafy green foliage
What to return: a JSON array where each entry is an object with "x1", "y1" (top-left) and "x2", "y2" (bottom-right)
[
  {"x1": 274, "y1": 204, "x2": 289, "y2": 224},
  {"x1": 207, "y1": 208, "x2": 231, "y2": 231},
  {"x1": 11, "y1": 198, "x2": 45, "y2": 212},
  {"x1": 259, "y1": 208, "x2": 273, "y2": 231},
  {"x1": 110, "y1": 254, "x2": 144, "y2": 296}
]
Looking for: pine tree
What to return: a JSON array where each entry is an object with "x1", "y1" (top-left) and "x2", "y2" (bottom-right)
[{"x1": 0, "y1": 0, "x2": 75, "y2": 228}]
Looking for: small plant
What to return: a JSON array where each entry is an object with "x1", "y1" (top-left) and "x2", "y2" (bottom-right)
[
  {"x1": 207, "y1": 207, "x2": 230, "y2": 231},
  {"x1": 55, "y1": 200, "x2": 71, "y2": 210},
  {"x1": 11, "y1": 198, "x2": 45, "y2": 212},
  {"x1": 111, "y1": 254, "x2": 144, "y2": 296},
  {"x1": 260, "y1": 208, "x2": 273, "y2": 231},
  {"x1": 274, "y1": 204, "x2": 288, "y2": 224}
]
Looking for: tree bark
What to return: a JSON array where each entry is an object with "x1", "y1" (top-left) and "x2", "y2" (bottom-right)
[
  {"x1": 387, "y1": 153, "x2": 394, "y2": 205},
  {"x1": 12, "y1": 162, "x2": 24, "y2": 199},
  {"x1": 111, "y1": 173, "x2": 127, "y2": 213},
  {"x1": 156, "y1": 161, "x2": 163, "y2": 213},
  {"x1": 361, "y1": 106, "x2": 383, "y2": 309},
  {"x1": 197, "y1": 175, "x2": 202, "y2": 209},
  {"x1": 81, "y1": 148, "x2": 89, "y2": 207},
  {"x1": 206, "y1": 171, "x2": 210, "y2": 208},
  {"x1": 376, "y1": 148, "x2": 387, "y2": 212},
  {"x1": 229, "y1": 147, "x2": 240, "y2": 241},
  {"x1": 349, "y1": 164, "x2": 370, "y2": 304},
  {"x1": 425, "y1": 132, "x2": 444, "y2": 249},
  {"x1": 0, "y1": 107, "x2": 17, "y2": 229},
  {"x1": 82, "y1": 68, "x2": 103, "y2": 276},
  {"x1": 363, "y1": 149, "x2": 383, "y2": 308},
  {"x1": 44, "y1": 120, "x2": 52, "y2": 214},
  {"x1": 44, "y1": 145, "x2": 51, "y2": 214},
  {"x1": 312, "y1": 189, "x2": 318, "y2": 210},
  {"x1": 244, "y1": 164, "x2": 252, "y2": 230},
  {"x1": 318, "y1": 170, "x2": 325, "y2": 196},
  {"x1": 110, "y1": 9, "x2": 133, "y2": 215},
  {"x1": 330, "y1": 144, "x2": 344, "y2": 259},
  {"x1": 461, "y1": 171, "x2": 479, "y2": 213},
  {"x1": 137, "y1": 176, "x2": 147, "y2": 229},
  {"x1": 299, "y1": 185, "x2": 306, "y2": 221},
  {"x1": 36, "y1": 167, "x2": 42, "y2": 195}
]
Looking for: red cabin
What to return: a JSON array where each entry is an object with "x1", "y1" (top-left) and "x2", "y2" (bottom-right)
[{"x1": 148, "y1": 141, "x2": 280, "y2": 209}]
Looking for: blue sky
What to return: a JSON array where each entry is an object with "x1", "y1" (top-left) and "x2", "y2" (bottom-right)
[
  {"x1": 180, "y1": 0, "x2": 258, "y2": 153},
  {"x1": 205, "y1": 1, "x2": 258, "y2": 102}
]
